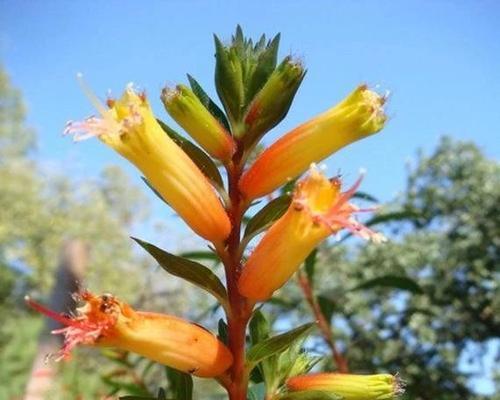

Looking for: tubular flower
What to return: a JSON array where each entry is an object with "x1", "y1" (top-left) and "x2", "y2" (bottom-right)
[
  {"x1": 238, "y1": 166, "x2": 385, "y2": 301},
  {"x1": 25, "y1": 292, "x2": 233, "y2": 378},
  {"x1": 161, "y1": 84, "x2": 235, "y2": 161},
  {"x1": 239, "y1": 85, "x2": 387, "y2": 200},
  {"x1": 286, "y1": 373, "x2": 404, "y2": 400},
  {"x1": 65, "y1": 82, "x2": 231, "y2": 243}
]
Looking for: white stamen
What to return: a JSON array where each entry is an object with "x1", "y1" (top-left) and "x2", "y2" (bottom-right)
[{"x1": 76, "y1": 73, "x2": 108, "y2": 116}]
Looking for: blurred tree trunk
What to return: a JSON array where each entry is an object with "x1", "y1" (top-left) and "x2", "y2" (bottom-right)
[{"x1": 24, "y1": 240, "x2": 89, "y2": 400}]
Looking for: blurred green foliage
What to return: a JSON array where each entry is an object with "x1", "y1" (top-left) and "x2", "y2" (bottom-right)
[{"x1": 273, "y1": 137, "x2": 499, "y2": 399}]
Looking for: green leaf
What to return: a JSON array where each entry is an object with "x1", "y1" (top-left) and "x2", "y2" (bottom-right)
[
  {"x1": 245, "y1": 33, "x2": 280, "y2": 103},
  {"x1": 187, "y1": 74, "x2": 231, "y2": 132},
  {"x1": 178, "y1": 250, "x2": 220, "y2": 263},
  {"x1": 141, "y1": 177, "x2": 169, "y2": 206},
  {"x1": 246, "y1": 323, "x2": 315, "y2": 366},
  {"x1": 217, "y1": 318, "x2": 228, "y2": 344},
  {"x1": 133, "y1": 238, "x2": 229, "y2": 311},
  {"x1": 352, "y1": 190, "x2": 379, "y2": 203},
  {"x1": 165, "y1": 367, "x2": 193, "y2": 400},
  {"x1": 157, "y1": 119, "x2": 224, "y2": 188},
  {"x1": 278, "y1": 391, "x2": 343, "y2": 400},
  {"x1": 247, "y1": 382, "x2": 266, "y2": 400},
  {"x1": 351, "y1": 275, "x2": 424, "y2": 294},
  {"x1": 214, "y1": 34, "x2": 245, "y2": 126},
  {"x1": 244, "y1": 194, "x2": 291, "y2": 238},
  {"x1": 365, "y1": 210, "x2": 421, "y2": 226},
  {"x1": 317, "y1": 294, "x2": 335, "y2": 324},
  {"x1": 242, "y1": 56, "x2": 306, "y2": 149},
  {"x1": 249, "y1": 310, "x2": 271, "y2": 344},
  {"x1": 304, "y1": 249, "x2": 317, "y2": 284}
]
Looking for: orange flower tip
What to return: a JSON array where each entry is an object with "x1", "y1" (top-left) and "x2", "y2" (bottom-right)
[
  {"x1": 294, "y1": 167, "x2": 386, "y2": 243},
  {"x1": 26, "y1": 291, "x2": 233, "y2": 377}
]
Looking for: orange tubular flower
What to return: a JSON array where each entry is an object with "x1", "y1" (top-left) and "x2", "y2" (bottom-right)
[
  {"x1": 286, "y1": 373, "x2": 403, "y2": 400},
  {"x1": 238, "y1": 167, "x2": 385, "y2": 301},
  {"x1": 25, "y1": 292, "x2": 233, "y2": 378},
  {"x1": 239, "y1": 85, "x2": 387, "y2": 200},
  {"x1": 65, "y1": 80, "x2": 230, "y2": 244}
]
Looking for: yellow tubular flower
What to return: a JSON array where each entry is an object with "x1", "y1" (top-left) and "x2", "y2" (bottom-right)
[
  {"x1": 25, "y1": 292, "x2": 233, "y2": 378},
  {"x1": 286, "y1": 373, "x2": 404, "y2": 400},
  {"x1": 239, "y1": 85, "x2": 387, "y2": 200},
  {"x1": 238, "y1": 167, "x2": 385, "y2": 301},
  {"x1": 161, "y1": 85, "x2": 235, "y2": 162},
  {"x1": 65, "y1": 81, "x2": 230, "y2": 243}
]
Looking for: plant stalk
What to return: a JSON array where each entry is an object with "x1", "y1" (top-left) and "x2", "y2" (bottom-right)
[
  {"x1": 297, "y1": 271, "x2": 349, "y2": 373},
  {"x1": 222, "y1": 149, "x2": 253, "y2": 400}
]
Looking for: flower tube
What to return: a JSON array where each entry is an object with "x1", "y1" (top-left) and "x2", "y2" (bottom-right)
[
  {"x1": 286, "y1": 373, "x2": 403, "y2": 400},
  {"x1": 65, "y1": 81, "x2": 230, "y2": 243},
  {"x1": 161, "y1": 84, "x2": 235, "y2": 162},
  {"x1": 238, "y1": 167, "x2": 385, "y2": 301},
  {"x1": 239, "y1": 85, "x2": 387, "y2": 200},
  {"x1": 25, "y1": 292, "x2": 233, "y2": 378}
]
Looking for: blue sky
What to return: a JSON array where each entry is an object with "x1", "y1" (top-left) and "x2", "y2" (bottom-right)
[{"x1": 1, "y1": 0, "x2": 498, "y2": 394}]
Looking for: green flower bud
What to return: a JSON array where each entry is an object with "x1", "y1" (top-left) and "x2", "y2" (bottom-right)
[
  {"x1": 286, "y1": 373, "x2": 404, "y2": 400},
  {"x1": 161, "y1": 85, "x2": 235, "y2": 161},
  {"x1": 242, "y1": 57, "x2": 306, "y2": 149}
]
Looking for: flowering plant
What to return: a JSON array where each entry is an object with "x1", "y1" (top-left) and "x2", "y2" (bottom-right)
[{"x1": 27, "y1": 27, "x2": 402, "y2": 400}]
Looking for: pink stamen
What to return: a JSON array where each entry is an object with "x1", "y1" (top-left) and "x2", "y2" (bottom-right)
[
  {"x1": 24, "y1": 296, "x2": 84, "y2": 328},
  {"x1": 330, "y1": 174, "x2": 364, "y2": 213}
]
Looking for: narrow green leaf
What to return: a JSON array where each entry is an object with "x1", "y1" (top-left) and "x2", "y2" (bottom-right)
[
  {"x1": 351, "y1": 275, "x2": 424, "y2": 294},
  {"x1": 141, "y1": 177, "x2": 169, "y2": 206},
  {"x1": 352, "y1": 190, "x2": 379, "y2": 203},
  {"x1": 165, "y1": 367, "x2": 193, "y2": 400},
  {"x1": 365, "y1": 210, "x2": 421, "y2": 226},
  {"x1": 214, "y1": 34, "x2": 244, "y2": 125},
  {"x1": 317, "y1": 295, "x2": 335, "y2": 324},
  {"x1": 278, "y1": 391, "x2": 343, "y2": 400},
  {"x1": 246, "y1": 33, "x2": 280, "y2": 103},
  {"x1": 218, "y1": 318, "x2": 228, "y2": 344},
  {"x1": 246, "y1": 323, "x2": 315, "y2": 366},
  {"x1": 178, "y1": 250, "x2": 220, "y2": 263},
  {"x1": 304, "y1": 249, "x2": 317, "y2": 284},
  {"x1": 280, "y1": 178, "x2": 298, "y2": 196},
  {"x1": 133, "y1": 238, "x2": 229, "y2": 311},
  {"x1": 249, "y1": 310, "x2": 270, "y2": 344},
  {"x1": 244, "y1": 194, "x2": 291, "y2": 238},
  {"x1": 157, "y1": 119, "x2": 224, "y2": 188},
  {"x1": 187, "y1": 74, "x2": 231, "y2": 132},
  {"x1": 247, "y1": 383, "x2": 266, "y2": 400}
]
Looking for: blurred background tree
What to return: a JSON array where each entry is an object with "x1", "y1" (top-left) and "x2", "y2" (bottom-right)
[
  {"x1": 272, "y1": 137, "x2": 499, "y2": 400},
  {"x1": 0, "y1": 65, "x2": 158, "y2": 399}
]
